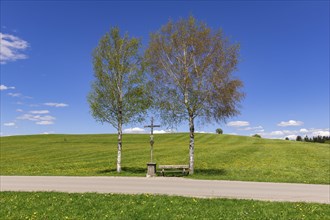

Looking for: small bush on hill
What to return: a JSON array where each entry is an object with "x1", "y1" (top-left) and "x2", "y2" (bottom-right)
[{"x1": 216, "y1": 128, "x2": 223, "y2": 134}]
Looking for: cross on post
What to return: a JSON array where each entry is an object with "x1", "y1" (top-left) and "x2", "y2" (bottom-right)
[{"x1": 144, "y1": 117, "x2": 160, "y2": 162}]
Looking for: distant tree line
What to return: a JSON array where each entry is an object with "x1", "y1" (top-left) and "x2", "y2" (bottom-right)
[{"x1": 294, "y1": 135, "x2": 330, "y2": 143}]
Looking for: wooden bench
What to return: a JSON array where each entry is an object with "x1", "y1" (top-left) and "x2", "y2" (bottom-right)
[{"x1": 159, "y1": 165, "x2": 190, "y2": 176}]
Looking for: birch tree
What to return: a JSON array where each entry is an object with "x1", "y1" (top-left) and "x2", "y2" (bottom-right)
[
  {"x1": 145, "y1": 16, "x2": 244, "y2": 174},
  {"x1": 88, "y1": 27, "x2": 150, "y2": 172}
]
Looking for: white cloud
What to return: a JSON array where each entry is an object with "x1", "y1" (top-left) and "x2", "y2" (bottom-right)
[
  {"x1": 258, "y1": 128, "x2": 330, "y2": 140},
  {"x1": 44, "y1": 102, "x2": 68, "y2": 107},
  {"x1": 123, "y1": 127, "x2": 145, "y2": 134},
  {"x1": 37, "y1": 115, "x2": 55, "y2": 121},
  {"x1": 36, "y1": 121, "x2": 54, "y2": 125},
  {"x1": 16, "y1": 109, "x2": 23, "y2": 112},
  {"x1": 153, "y1": 130, "x2": 167, "y2": 134},
  {"x1": 282, "y1": 130, "x2": 298, "y2": 135},
  {"x1": 195, "y1": 131, "x2": 214, "y2": 134},
  {"x1": 226, "y1": 121, "x2": 250, "y2": 127},
  {"x1": 17, "y1": 114, "x2": 38, "y2": 121},
  {"x1": 270, "y1": 131, "x2": 285, "y2": 136},
  {"x1": 0, "y1": 33, "x2": 29, "y2": 64},
  {"x1": 29, "y1": 110, "x2": 50, "y2": 114},
  {"x1": 277, "y1": 120, "x2": 304, "y2": 127},
  {"x1": 123, "y1": 127, "x2": 176, "y2": 134},
  {"x1": 3, "y1": 122, "x2": 15, "y2": 127},
  {"x1": 311, "y1": 129, "x2": 330, "y2": 137},
  {"x1": 154, "y1": 129, "x2": 175, "y2": 134},
  {"x1": 7, "y1": 92, "x2": 33, "y2": 100},
  {"x1": 8, "y1": 92, "x2": 21, "y2": 97},
  {"x1": 0, "y1": 84, "x2": 15, "y2": 90},
  {"x1": 17, "y1": 114, "x2": 55, "y2": 125},
  {"x1": 42, "y1": 131, "x2": 55, "y2": 134},
  {"x1": 238, "y1": 126, "x2": 264, "y2": 131},
  {"x1": 300, "y1": 128, "x2": 309, "y2": 133},
  {"x1": 258, "y1": 130, "x2": 298, "y2": 139}
]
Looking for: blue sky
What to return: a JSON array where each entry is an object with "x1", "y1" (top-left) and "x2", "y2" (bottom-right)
[{"x1": 1, "y1": 1, "x2": 329, "y2": 139}]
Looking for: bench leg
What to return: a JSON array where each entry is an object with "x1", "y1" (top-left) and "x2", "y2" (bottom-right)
[{"x1": 162, "y1": 169, "x2": 165, "y2": 176}]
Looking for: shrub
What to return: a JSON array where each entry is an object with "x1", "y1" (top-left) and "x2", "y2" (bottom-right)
[{"x1": 252, "y1": 134, "x2": 261, "y2": 138}]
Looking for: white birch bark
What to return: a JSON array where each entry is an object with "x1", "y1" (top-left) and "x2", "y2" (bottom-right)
[
  {"x1": 117, "y1": 85, "x2": 123, "y2": 173},
  {"x1": 189, "y1": 114, "x2": 195, "y2": 174},
  {"x1": 117, "y1": 117, "x2": 122, "y2": 173}
]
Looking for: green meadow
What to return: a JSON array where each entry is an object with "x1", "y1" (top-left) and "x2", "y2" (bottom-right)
[
  {"x1": 1, "y1": 192, "x2": 329, "y2": 220},
  {"x1": 1, "y1": 133, "x2": 329, "y2": 184}
]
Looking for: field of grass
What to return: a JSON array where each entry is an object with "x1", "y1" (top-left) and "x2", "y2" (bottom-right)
[
  {"x1": 1, "y1": 133, "x2": 329, "y2": 184},
  {"x1": 1, "y1": 192, "x2": 329, "y2": 220}
]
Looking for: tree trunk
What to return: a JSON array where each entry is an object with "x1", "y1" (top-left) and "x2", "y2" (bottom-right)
[
  {"x1": 189, "y1": 114, "x2": 195, "y2": 174},
  {"x1": 117, "y1": 106, "x2": 123, "y2": 173}
]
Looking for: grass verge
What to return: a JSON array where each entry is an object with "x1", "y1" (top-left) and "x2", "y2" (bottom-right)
[{"x1": 1, "y1": 192, "x2": 329, "y2": 220}]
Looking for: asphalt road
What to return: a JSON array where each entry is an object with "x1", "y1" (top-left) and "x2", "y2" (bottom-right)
[{"x1": 1, "y1": 176, "x2": 329, "y2": 204}]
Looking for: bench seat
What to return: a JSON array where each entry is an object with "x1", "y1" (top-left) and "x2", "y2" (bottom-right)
[{"x1": 159, "y1": 165, "x2": 189, "y2": 176}]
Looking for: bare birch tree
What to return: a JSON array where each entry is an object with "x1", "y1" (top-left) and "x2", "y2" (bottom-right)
[
  {"x1": 88, "y1": 27, "x2": 151, "y2": 172},
  {"x1": 145, "y1": 16, "x2": 244, "y2": 174}
]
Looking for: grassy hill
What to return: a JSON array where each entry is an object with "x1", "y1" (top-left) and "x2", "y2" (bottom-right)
[{"x1": 1, "y1": 133, "x2": 329, "y2": 184}]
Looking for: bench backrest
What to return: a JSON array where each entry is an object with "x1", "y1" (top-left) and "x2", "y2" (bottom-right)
[{"x1": 159, "y1": 165, "x2": 189, "y2": 169}]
